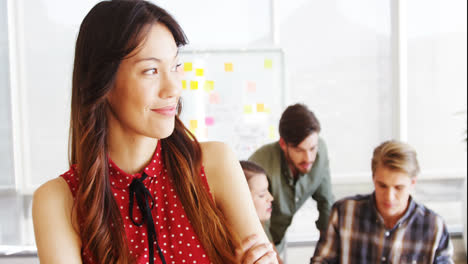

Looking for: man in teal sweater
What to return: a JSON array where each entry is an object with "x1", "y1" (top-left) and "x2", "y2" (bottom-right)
[{"x1": 249, "y1": 103, "x2": 334, "y2": 252}]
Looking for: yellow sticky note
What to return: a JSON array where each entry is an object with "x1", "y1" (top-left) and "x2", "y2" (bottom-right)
[
  {"x1": 190, "y1": 120, "x2": 198, "y2": 130},
  {"x1": 190, "y1": 81, "x2": 198, "y2": 90},
  {"x1": 195, "y1": 68, "x2": 204, "y2": 77},
  {"x1": 244, "y1": 105, "x2": 253, "y2": 114},
  {"x1": 265, "y1": 107, "x2": 271, "y2": 114},
  {"x1": 204, "y1": 80, "x2": 215, "y2": 91},
  {"x1": 268, "y1": 125, "x2": 276, "y2": 139},
  {"x1": 257, "y1": 103, "x2": 265, "y2": 112},
  {"x1": 225, "y1": 63, "x2": 234, "y2": 72},
  {"x1": 264, "y1": 59, "x2": 273, "y2": 69},
  {"x1": 184, "y1": 62, "x2": 193, "y2": 72},
  {"x1": 182, "y1": 80, "x2": 187, "y2": 90}
]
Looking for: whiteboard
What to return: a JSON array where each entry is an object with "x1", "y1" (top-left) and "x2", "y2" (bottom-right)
[{"x1": 179, "y1": 49, "x2": 285, "y2": 159}]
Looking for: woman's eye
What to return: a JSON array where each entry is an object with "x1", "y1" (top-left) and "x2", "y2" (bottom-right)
[
  {"x1": 171, "y1": 63, "x2": 182, "y2": 72},
  {"x1": 144, "y1": 68, "x2": 158, "y2": 75}
]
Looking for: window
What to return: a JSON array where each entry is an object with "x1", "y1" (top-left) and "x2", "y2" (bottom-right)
[
  {"x1": 407, "y1": 0, "x2": 467, "y2": 176},
  {"x1": 0, "y1": 0, "x2": 14, "y2": 187}
]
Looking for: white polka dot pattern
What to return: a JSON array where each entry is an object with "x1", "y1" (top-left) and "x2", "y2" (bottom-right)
[{"x1": 61, "y1": 143, "x2": 211, "y2": 264}]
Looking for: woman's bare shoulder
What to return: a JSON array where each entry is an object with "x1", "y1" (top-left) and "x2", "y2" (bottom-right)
[
  {"x1": 200, "y1": 141, "x2": 232, "y2": 162},
  {"x1": 199, "y1": 141, "x2": 230, "y2": 153},
  {"x1": 33, "y1": 177, "x2": 82, "y2": 263},
  {"x1": 33, "y1": 177, "x2": 73, "y2": 208},
  {"x1": 199, "y1": 141, "x2": 239, "y2": 179},
  {"x1": 199, "y1": 141, "x2": 239, "y2": 196}
]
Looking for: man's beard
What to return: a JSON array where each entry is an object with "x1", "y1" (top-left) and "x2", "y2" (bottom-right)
[{"x1": 284, "y1": 149, "x2": 307, "y2": 176}]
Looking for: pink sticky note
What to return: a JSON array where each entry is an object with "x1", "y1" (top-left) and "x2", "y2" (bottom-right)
[
  {"x1": 209, "y1": 92, "x2": 221, "y2": 104},
  {"x1": 247, "y1": 81, "x2": 256, "y2": 92},
  {"x1": 205, "y1": 117, "x2": 215, "y2": 126}
]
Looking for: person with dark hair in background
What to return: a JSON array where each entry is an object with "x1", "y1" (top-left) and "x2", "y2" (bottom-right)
[
  {"x1": 240, "y1": 161, "x2": 275, "y2": 224},
  {"x1": 249, "y1": 103, "x2": 334, "y2": 252},
  {"x1": 240, "y1": 161, "x2": 284, "y2": 264},
  {"x1": 311, "y1": 140, "x2": 453, "y2": 263},
  {"x1": 31, "y1": 1, "x2": 278, "y2": 263}
]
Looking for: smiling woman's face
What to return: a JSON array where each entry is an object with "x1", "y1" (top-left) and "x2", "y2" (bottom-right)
[{"x1": 107, "y1": 22, "x2": 184, "y2": 140}]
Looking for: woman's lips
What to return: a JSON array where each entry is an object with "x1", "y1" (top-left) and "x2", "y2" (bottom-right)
[{"x1": 151, "y1": 105, "x2": 177, "y2": 116}]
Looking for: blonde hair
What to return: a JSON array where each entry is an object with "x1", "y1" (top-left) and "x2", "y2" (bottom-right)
[{"x1": 371, "y1": 140, "x2": 420, "y2": 178}]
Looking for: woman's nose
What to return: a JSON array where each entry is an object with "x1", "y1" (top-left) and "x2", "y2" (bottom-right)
[
  {"x1": 159, "y1": 72, "x2": 182, "y2": 99},
  {"x1": 268, "y1": 192, "x2": 274, "y2": 202}
]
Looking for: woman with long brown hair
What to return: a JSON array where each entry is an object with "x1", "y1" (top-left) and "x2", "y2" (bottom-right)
[{"x1": 32, "y1": 1, "x2": 277, "y2": 263}]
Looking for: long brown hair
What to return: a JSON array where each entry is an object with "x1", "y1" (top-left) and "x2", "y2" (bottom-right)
[{"x1": 70, "y1": 1, "x2": 239, "y2": 263}]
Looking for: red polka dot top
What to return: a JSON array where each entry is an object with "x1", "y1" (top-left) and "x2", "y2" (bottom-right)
[{"x1": 61, "y1": 142, "x2": 212, "y2": 264}]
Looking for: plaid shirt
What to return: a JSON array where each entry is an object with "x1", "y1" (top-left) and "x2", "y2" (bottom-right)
[{"x1": 311, "y1": 193, "x2": 453, "y2": 264}]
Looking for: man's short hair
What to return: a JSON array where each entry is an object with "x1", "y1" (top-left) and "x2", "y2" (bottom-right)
[
  {"x1": 371, "y1": 140, "x2": 420, "y2": 178},
  {"x1": 240, "y1": 160, "x2": 267, "y2": 181},
  {"x1": 279, "y1": 103, "x2": 321, "y2": 146}
]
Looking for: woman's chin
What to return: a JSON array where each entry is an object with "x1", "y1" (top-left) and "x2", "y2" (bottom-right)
[
  {"x1": 148, "y1": 125, "x2": 175, "y2": 139},
  {"x1": 260, "y1": 214, "x2": 271, "y2": 223}
]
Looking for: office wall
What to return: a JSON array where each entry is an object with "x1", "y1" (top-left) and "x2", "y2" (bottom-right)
[
  {"x1": 407, "y1": 0, "x2": 467, "y2": 174},
  {"x1": 276, "y1": 0, "x2": 394, "y2": 178}
]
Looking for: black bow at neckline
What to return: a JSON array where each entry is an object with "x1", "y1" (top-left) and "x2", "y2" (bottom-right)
[{"x1": 129, "y1": 172, "x2": 166, "y2": 264}]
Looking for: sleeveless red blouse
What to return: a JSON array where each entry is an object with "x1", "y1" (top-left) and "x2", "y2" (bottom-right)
[{"x1": 61, "y1": 143, "x2": 212, "y2": 264}]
